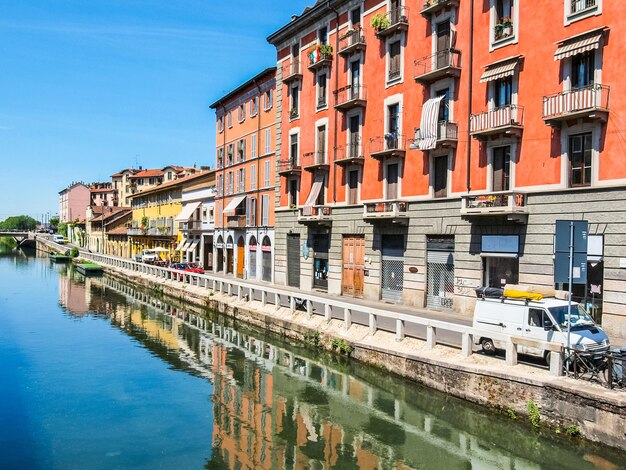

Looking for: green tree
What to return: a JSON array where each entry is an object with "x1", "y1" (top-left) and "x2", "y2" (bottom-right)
[
  {"x1": 57, "y1": 222, "x2": 68, "y2": 237},
  {"x1": 49, "y1": 216, "x2": 59, "y2": 230},
  {"x1": 0, "y1": 215, "x2": 40, "y2": 231}
]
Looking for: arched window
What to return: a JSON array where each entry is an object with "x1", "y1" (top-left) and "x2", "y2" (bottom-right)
[
  {"x1": 262, "y1": 236, "x2": 272, "y2": 282},
  {"x1": 249, "y1": 236, "x2": 258, "y2": 279}
]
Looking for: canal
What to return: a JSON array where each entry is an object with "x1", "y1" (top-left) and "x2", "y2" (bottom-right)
[{"x1": 1, "y1": 246, "x2": 625, "y2": 469}]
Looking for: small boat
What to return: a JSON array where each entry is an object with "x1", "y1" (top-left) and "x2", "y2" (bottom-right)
[
  {"x1": 75, "y1": 263, "x2": 104, "y2": 275},
  {"x1": 50, "y1": 253, "x2": 71, "y2": 263}
]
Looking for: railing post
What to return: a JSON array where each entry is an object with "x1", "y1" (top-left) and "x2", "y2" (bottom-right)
[
  {"x1": 549, "y1": 350, "x2": 563, "y2": 377},
  {"x1": 237, "y1": 285, "x2": 242, "y2": 301},
  {"x1": 324, "y1": 303, "x2": 331, "y2": 322},
  {"x1": 505, "y1": 341, "x2": 518, "y2": 365},
  {"x1": 289, "y1": 296, "x2": 295, "y2": 313},
  {"x1": 395, "y1": 319, "x2": 405, "y2": 342},
  {"x1": 368, "y1": 313, "x2": 377, "y2": 335},
  {"x1": 306, "y1": 299, "x2": 313, "y2": 317},
  {"x1": 343, "y1": 308, "x2": 351, "y2": 331},
  {"x1": 461, "y1": 333, "x2": 473, "y2": 357},
  {"x1": 261, "y1": 290, "x2": 267, "y2": 306},
  {"x1": 227, "y1": 283, "x2": 232, "y2": 297},
  {"x1": 426, "y1": 326, "x2": 436, "y2": 349}
]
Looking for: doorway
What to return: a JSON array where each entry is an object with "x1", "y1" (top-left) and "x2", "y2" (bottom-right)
[
  {"x1": 381, "y1": 235, "x2": 404, "y2": 302},
  {"x1": 287, "y1": 233, "x2": 300, "y2": 288},
  {"x1": 236, "y1": 236, "x2": 245, "y2": 278},
  {"x1": 342, "y1": 235, "x2": 364, "y2": 298}
]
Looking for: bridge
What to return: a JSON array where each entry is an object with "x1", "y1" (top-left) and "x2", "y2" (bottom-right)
[{"x1": 0, "y1": 230, "x2": 37, "y2": 248}]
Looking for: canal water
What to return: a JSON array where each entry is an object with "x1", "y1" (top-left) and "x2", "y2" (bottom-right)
[{"x1": 1, "y1": 247, "x2": 625, "y2": 470}]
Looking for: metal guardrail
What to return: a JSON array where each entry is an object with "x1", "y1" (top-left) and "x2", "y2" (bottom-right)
[{"x1": 568, "y1": 349, "x2": 626, "y2": 389}]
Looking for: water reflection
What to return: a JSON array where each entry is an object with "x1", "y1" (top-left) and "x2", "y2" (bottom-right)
[{"x1": 56, "y1": 267, "x2": 624, "y2": 470}]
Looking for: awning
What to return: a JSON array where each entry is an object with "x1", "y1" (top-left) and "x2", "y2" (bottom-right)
[
  {"x1": 187, "y1": 240, "x2": 200, "y2": 252},
  {"x1": 181, "y1": 241, "x2": 192, "y2": 251},
  {"x1": 224, "y1": 195, "x2": 246, "y2": 213},
  {"x1": 479, "y1": 56, "x2": 521, "y2": 83},
  {"x1": 554, "y1": 28, "x2": 606, "y2": 61},
  {"x1": 175, "y1": 239, "x2": 186, "y2": 251},
  {"x1": 302, "y1": 174, "x2": 325, "y2": 214},
  {"x1": 480, "y1": 252, "x2": 519, "y2": 259},
  {"x1": 175, "y1": 201, "x2": 201, "y2": 222},
  {"x1": 417, "y1": 96, "x2": 444, "y2": 151}
]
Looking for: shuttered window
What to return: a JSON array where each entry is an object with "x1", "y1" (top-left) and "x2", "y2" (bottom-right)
[
  {"x1": 262, "y1": 194, "x2": 270, "y2": 226},
  {"x1": 388, "y1": 40, "x2": 401, "y2": 81},
  {"x1": 250, "y1": 164, "x2": 257, "y2": 190}
]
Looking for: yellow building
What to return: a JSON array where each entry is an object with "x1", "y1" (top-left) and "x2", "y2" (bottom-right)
[{"x1": 128, "y1": 171, "x2": 215, "y2": 261}]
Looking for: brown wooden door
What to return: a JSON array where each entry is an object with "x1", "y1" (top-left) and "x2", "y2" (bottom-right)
[
  {"x1": 348, "y1": 170, "x2": 359, "y2": 205},
  {"x1": 493, "y1": 146, "x2": 511, "y2": 192},
  {"x1": 236, "y1": 237, "x2": 245, "y2": 278},
  {"x1": 342, "y1": 235, "x2": 365, "y2": 298},
  {"x1": 386, "y1": 163, "x2": 399, "y2": 200},
  {"x1": 436, "y1": 21, "x2": 451, "y2": 68},
  {"x1": 317, "y1": 125, "x2": 326, "y2": 164},
  {"x1": 434, "y1": 156, "x2": 448, "y2": 198}
]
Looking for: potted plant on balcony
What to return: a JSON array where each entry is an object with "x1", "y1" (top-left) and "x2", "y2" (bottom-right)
[
  {"x1": 319, "y1": 44, "x2": 333, "y2": 59},
  {"x1": 289, "y1": 108, "x2": 298, "y2": 119},
  {"x1": 371, "y1": 13, "x2": 390, "y2": 33},
  {"x1": 423, "y1": 1, "x2": 431, "y2": 9}
]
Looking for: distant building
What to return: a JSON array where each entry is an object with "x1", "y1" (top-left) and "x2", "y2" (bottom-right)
[{"x1": 58, "y1": 182, "x2": 90, "y2": 223}]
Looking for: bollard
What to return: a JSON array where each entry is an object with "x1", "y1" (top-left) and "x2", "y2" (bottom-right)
[
  {"x1": 461, "y1": 333, "x2": 473, "y2": 358},
  {"x1": 237, "y1": 285, "x2": 242, "y2": 301},
  {"x1": 368, "y1": 313, "x2": 377, "y2": 335},
  {"x1": 261, "y1": 290, "x2": 267, "y2": 306},
  {"x1": 426, "y1": 325, "x2": 436, "y2": 350},
  {"x1": 324, "y1": 304, "x2": 331, "y2": 322},
  {"x1": 343, "y1": 308, "x2": 351, "y2": 331},
  {"x1": 505, "y1": 341, "x2": 518, "y2": 366},
  {"x1": 395, "y1": 319, "x2": 405, "y2": 342},
  {"x1": 306, "y1": 299, "x2": 313, "y2": 317},
  {"x1": 549, "y1": 350, "x2": 564, "y2": 376},
  {"x1": 289, "y1": 296, "x2": 295, "y2": 313}
]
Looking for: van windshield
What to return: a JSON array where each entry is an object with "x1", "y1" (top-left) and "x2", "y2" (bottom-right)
[{"x1": 548, "y1": 304, "x2": 594, "y2": 329}]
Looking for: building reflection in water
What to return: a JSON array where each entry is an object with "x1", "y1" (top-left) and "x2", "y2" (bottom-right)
[{"x1": 56, "y1": 268, "x2": 624, "y2": 470}]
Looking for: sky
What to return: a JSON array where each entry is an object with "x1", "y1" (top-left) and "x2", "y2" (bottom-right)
[{"x1": 0, "y1": 0, "x2": 311, "y2": 221}]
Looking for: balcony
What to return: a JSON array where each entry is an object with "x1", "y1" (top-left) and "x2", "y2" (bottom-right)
[
  {"x1": 179, "y1": 220, "x2": 203, "y2": 231},
  {"x1": 307, "y1": 46, "x2": 333, "y2": 72},
  {"x1": 128, "y1": 222, "x2": 174, "y2": 237},
  {"x1": 282, "y1": 59, "x2": 302, "y2": 83},
  {"x1": 363, "y1": 200, "x2": 408, "y2": 222},
  {"x1": 338, "y1": 28, "x2": 366, "y2": 56},
  {"x1": 461, "y1": 191, "x2": 528, "y2": 221},
  {"x1": 420, "y1": 0, "x2": 459, "y2": 18},
  {"x1": 298, "y1": 206, "x2": 332, "y2": 224},
  {"x1": 470, "y1": 105, "x2": 524, "y2": 140},
  {"x1": 277, "y1": 159, "x2": 302, "y2": 177},
  {"x1": 369, "y1": 134, "x2": 407, "y2": 160},
  {"x1": 372, "y1": 7, "x2": 409, "y2": 38},
  {"x1": 542, "y1": 84, "x2": 609, "y2": 127},
  {"x1": 493, "y1": 20, "x2": 515, "y2": 42},
  {"x1": 302, "y1": 151, "x2": 330, "y2": 172},
  {"x1": 146, "y1": 226, "x2": 174, "y2": 236},
  {"x1": 414, "y1": 49, "x2": 461, "y2": 84},
  {"x1": 334, "y1": 85, "x2": 367, "y2": 112},
  {"x1": 127, "y1": 227, "x2": 145, "y2": 236},
  {"x1": 334, "y1": 143, "x2": 365, "y2": 166},
  {"x1": 227, "y1": 215, "x2": 247, "y2": 229},
  {"x1": 412, "y1": 121, "x2": 458, "y2": 150}
]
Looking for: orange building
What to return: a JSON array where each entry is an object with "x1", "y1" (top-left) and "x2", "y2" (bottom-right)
[
  {"x1": 210, "y1": 67, "x2": 277, "y2": 282},
  {"x1": 267, "y1": 0, "x2": 626, "y2": 336}
]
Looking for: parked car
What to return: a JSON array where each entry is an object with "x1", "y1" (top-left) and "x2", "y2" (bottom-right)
[
  {"x1": 473, "y1": 286, "x2": 610, "y2": 364},
  {"x1": 54, "y1": 235, "x2": 65, "y2": 245},
  {"x1": 135, "y1": 249, "x2": 159, "y2": 263},
  {"x1": 183, "y1": 262, "x2": 204, "y2": 274}
]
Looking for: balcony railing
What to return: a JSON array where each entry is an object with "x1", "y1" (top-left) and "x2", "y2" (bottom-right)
[
  {"x1": 127, "y1": 227, "x2": 145, "y2": 236},
  {"x1": 277, "y1": 159, "x2": 302, "y2": 176},
  {"x1": 420, "y1": 0, "x2": 460, "y2": 18},
  {"x1": 128, "y1": 222, "x2": 174, "y2": 237},
  {"x1": 298, "y1": 206, "x2": 332, "y2": 224},
  {"x1": 179, "y1": 220, "x2": 203, "y2": 231},
  {"x1": 146, "y1": 226, "x2": 174, "y2": 236},
  {"x1": 372, "y1": 7, "x2": 409, "y2": 38},
  {"x1": 363, "y1": 200, "x2": 408, "y2": 221},
  {"x1": 370, "y1": 134, "x2": 407, "y2": 159},
  {"x1": 334, "y1": 143, "x2": 365, "y2": 166},
  {"x1": 302, "y1": 151, "x2": 330, "y2": 172},
  {"x1": 334, "y1": 85, "x2": 367, "y2": 111},
  {"x1": 470, "y1": 105, "x2": 524, "y2": 139},
  {"x1": 542, "y1": 84, "x2": 609, "y2": 126},
  {"x1": 282, "y1": 59, "x2": 302, "y2": 83},
  {"x1": 414, "y1": 49, "x2": 461, "y2": 84},
  {"x1": 571, "y1": 0, "x2": 596, "y2": 14},
  {"x1": 338, "y1": 28, "x2": 366, "y2": 56},
  {"x1": 412, "y1": 121, "x2": 458, "y2": 149},
  {"x1": 461, "y1": 191, "x2": 528, "y2": 217},
  {"x1": 494, "y1": 21, "x2": 514, "y2": 41},
  {"x1": 307, "y1": 46, "x2": 333, "y2": 71},
  {"x1": 227, "y1": 215, "x2": 247, "y2": 229}
]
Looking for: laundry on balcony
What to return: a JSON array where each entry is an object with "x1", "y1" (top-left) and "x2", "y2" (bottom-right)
[
  {"x1": 175, "y1": 201, "x2": 201, "y2": 221},
  {"x1": 223, "y1": 194, "x2": 246, "y2": 213},
  {"x1": 416, "y1": 95, "x2": 444, "y2": 150},
  {"x1": 554, "y1": 27, "x2": 606, "y2": 61},
  {"x1": 302, "y1": 174, "x2": 325, "y2": 216}
]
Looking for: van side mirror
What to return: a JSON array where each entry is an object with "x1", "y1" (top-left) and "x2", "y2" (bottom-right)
[{"x1": 544, "y1": 321, "x2": 554, "y2": 331}]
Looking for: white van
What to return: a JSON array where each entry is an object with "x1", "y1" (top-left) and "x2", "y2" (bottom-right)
[
  {"x1": 54, "y1": 234, "x2": 65, "y2": 245},
  {"x1": 473, "y1": 289, "x2": 609, "y2": 363},
  {"x1": 135, "y1": 249, "x2": 159, "y2": 263}
]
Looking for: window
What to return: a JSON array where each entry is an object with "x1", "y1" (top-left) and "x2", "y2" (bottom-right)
[
  {"x1": 264, "y1": 129, "x2": 271, "y2": 154},
  {"x1": 290, "y1": 133, "x2": 299, "y2": 164},
  {"x1": 492, "y1": 146, "x2": 511, "y2": 192},
  {"x1": 387, "y1": 103, "x2": 400, "y2": 147},
  {"x1": 238, "y1": 104, "x2": 245, "y2": 122},
  {"x1": 218, "y1": 174, "x2": 223, "y2": 196},
  {"x1": 350, "y1": 7, "x2": 361, "y2": 27},
  {"x1": 228, "y1": 171, "x2": 234, "y2": 195},
  {"x1": 261, "y1": 194, "x2": 270, "y2": 226},
  {"x1": 385, "y1": 162, "x2": 399, "y2": 200},
  {"x1": 317, "y1": 125, "x2": 327, "y2": 164},
  {"x1": 202, "y1": 207, "x2": 207, "y2": 223},
  {"x1": 566, "y1": 0, "x2": 600, "y2": 24},
  {"x1": 218, "y1": 116, "x2": 224, "y2": 132},
  {"x1": 217, "y1": 148, "x2": 224, "y2": 169},
  {"x1": 290, "y1": 84, "x2": 299, "y2": 118},
  {"x1": 264, "y1": 161, "x2": 271, "y2": 187},
  {"x1": 289, "y1": 178, "x2": 298, "y2": 207},
  {"x1": 571, "y1": 0, "x2": 597, "y2": 14},
  {"x1": 317, "y1": 72, "x2": 327, "y2": 109},
  {"x1": 388, "y1": 40, "x2": 401, "y2": 82},
  {"x1": 149, "y1": 178, "x2": 155, "y2": 185},
  {"x1": 494, "y1": 77, "x2": 512, "y2": 108},
  {"x1": 251, "y1": 134, "x2": 257, "y2": 159},
  {"x1": 347, "y1": 169, "x2": 359, "y2": 204},
  {"x1": 237, "y1": 139, "x2": 245, "y2": 162},
  {"x1": 318, "y1": 26, "x2": 328, "y2": 45},
  {"x1": 263, "y1": 89, "x2": 273, "y2": 110},
  {"x1": 248, "y1": 197, "x2": 257, "y2": 226},
  {"x1": 250, "y1": 164, "x2": 257, "y2": 190},
  {"x1": 433, "y1": 156, "x2": 448, "y2": 198},
  {"x1": 227, "y1": 144, "x2": 234, "y2": 165},
  {"x1": 484, "y1": 257, "x2": 519, "y2": 288},
  {"x1": 569, "y1": 133, "x2": 592, "y2": 187},
  {"x1": 571, "y1": 51, "x2": 595, "y2": 89},
  {"x1": 238, "y1": 168, "x2": 245, "y2": 193},
  {"x1": 493, "y1": 0, "x2": 515, "y2": 43},
  {"x1": 437, "y1": 88, "x2": 450, "y2": 123},
  {"x1": 250, "y1": 97, "x2": 259, "y2": 116},
  {"x1": 227, "y1": 110, "x2": 233, "y2": 128}
]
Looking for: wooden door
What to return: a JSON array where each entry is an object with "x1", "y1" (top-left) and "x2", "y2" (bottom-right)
[
  {"x1": 317, "y1": 125, "x2": 326, "y2": 164},
  {"x1": 493, "y1": 146, "x2": 511, "y2": 192},
  {"x1": 436, "y1": 21, "x2": 451, "y2": 68},
  {"x1": 287, "y1": 234, "x2": 300, "y2": 288},
  {"x1": 434, "y1": 156, "x2": 448, "y2": 198},
  {"x1": 236, "y1": 237, "x2": 245, "y2": 278},
  {"x1": 342, "y1": 235, "x2": 364, "y2": 298},
  {"x1": 350, "y1": 60, "x2": 360, "y2": 98},
  {"x1": 349, "y1": 115, "x2": 360, "y2": 157},
  {"x1": 348, "y1": 170, "x2": 359, "y2": 205},
  {"x1": 386, "y1": 163, "x2": 399, "y2": 200}
]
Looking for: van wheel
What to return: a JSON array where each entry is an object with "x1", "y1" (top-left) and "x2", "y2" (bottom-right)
[{"x1": 481, "y1": 339, "x2": 496, "y2": 355}]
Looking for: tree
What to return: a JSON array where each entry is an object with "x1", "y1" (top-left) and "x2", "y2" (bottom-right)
[
  {"x1": 49, "y1": 217, "x2": 59, "y2": 230},
  {"x1": 0, "y1": 215, "x2": 39, "y2": 231}
]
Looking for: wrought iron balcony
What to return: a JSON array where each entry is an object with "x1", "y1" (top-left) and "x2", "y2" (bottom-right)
[
  {"x1": 363, "y1": 200, "x2": 408, "y2": 222},
  {"x1": 420, "y1": 0, "x2": 459, "y2": 18},
  {"x1": 298, "y1": 206, "x2": 332, "y2": 224},
  {"x1": 373, "y1": 7, "x2": 409, "y2": 38},
  {"x1": 414, "y1": 49, "x2": 461, "y2": 84},
  {"x1": 226, "y1": 215, "x2": 247, "y2": 229},
  {"x1": 277, "y1": 159, "x2": 302, "y2": 177},
  {"x1": 282, "y1": 59, "x2": 302, "y2": 83},
  {"x1": 302, "y1": 151, "x2": 330, "y2": 172},
  {"x1": 461, "y1": 191, "x2": 528, "y2": 219},
  {"x1": 470, "y1": 105, "x2": 524, "y2": 139},
  {"x1": 338, "y1": 28, "x2": 366, "y2": 56},
  {"x1": 369, "y1": 134, "x2": 407, "y2": 160},
  {"x1": 542, "y1": 84, "x2": 609, "y2": 127},
  {"x1": 412, "y1": 121, "x2": 458, "y2": 150},
  {"x1": 179, "y1": 220, "x2": 203, "y2": 231},
  {"x1": 334, "y1": 85, "x2": 367, "y2": 111},
  {"x1": 334, "y1": 143, "x2": 365, "y2": 166}
]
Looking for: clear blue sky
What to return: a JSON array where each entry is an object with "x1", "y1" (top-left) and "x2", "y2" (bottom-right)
[{"x1": 0, "y1": 0, "x2": 310, "y2": 221}]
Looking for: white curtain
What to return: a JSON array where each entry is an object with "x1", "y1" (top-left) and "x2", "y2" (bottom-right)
[{"x1": 417, "y1": 96, "x2": 444, "y2": 151}]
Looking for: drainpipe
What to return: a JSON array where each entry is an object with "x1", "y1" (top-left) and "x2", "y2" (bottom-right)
[
  {"x1": 466, "y1": 0, "x2": 474, "y2": 193},
  {"x1": 328, "y1": 0, "x2": 340, "y2": 204},
  {"x1": 253, "y1": 78, "x2": 262, "y2": 243}
]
